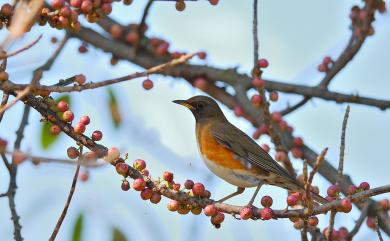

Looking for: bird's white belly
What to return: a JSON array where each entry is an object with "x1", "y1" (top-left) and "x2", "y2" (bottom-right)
[{"x1": 202, "y1": 156, "x2": 259, "y2": 188}]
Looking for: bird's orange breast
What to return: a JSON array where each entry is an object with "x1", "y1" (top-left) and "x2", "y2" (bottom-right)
[{"x1": 196, "y1": 123, "x2": 246, "y2": 170}]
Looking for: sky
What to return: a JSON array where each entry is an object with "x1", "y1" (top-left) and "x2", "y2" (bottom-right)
[{"x1": 0, "y1": 0, "x2": 390, "y2": 241}]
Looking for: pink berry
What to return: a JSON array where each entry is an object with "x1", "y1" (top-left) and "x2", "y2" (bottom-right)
[
  {"x1": 261, "y1": 195, "x2": 273, "y2": 208},
  {"x1": 234, "y1": 106, "x2": 244, "y2": 117},
  {"x1": 13, "y1": 150, "x2": 27, "y2": 164},
  {"x1": 257, "y1": 58, "x2": 269, "y2": 68},
  {"x1": 209, "y1": 0, "x2": 218, "y2": 5},
  {"x1": 104, "y1": 147, "x2": 120, "y2": 163},
  {"x1": 240, "y1": 207, "x2": 253, "y2": 220},
  {"x1": 203, "y1": 190, "x2": 211, "y2": 198},
  {"x1": 132, "y1": 178, "x2": 146, "y2": 191},
  {"x1": 260, "y1": 207, "x2": 273, "y2": 220},
  {"x1": 275, "y1": 151, "x2": 287, "y2": 162},
  {"x1": 101, "y1": 3, "x2": 112, "y2": 14},
  {"x1": 291, "y1": 147, "x2": 303, "y2": 158},
  {"x1": 57, "y1": 101, "x2": 69, "y2": 112},
  {"x1": 327, "y1": 185, "x2": 340, "y2": 197},
  {"x1": 347, "y1": 185, "x2": 357, "y2": 195},
  {"x1": 50, "y1": 125, "x2": 61, "y2": 135},
  {"x1": 74, "y1": 123, "x2": 85, "y2": 134},
  {"x1": 194, "y1": 78, "x2": 207, "y2": 90},
  {"x1": 140, "y1": 188, "x2": 153, "y2": 200},
  {"x1": 341, "y1": 198, "x2": 352, "y2": 213},
  {"x1": 252, "y1": 78, "x2": 265, "y2": 88},
  {"x1": 251, "y1": 94, "x2": 262, "y2": 107},
  {"x1": 142, "y1": 79, "x2": 153, "y2": 90},
  {"x1": 67, "y1": 147, "x2": 79, "y2": 159},
  {"x1": 271, "y1": 112, "x2": 282, "y2": 122},
  {"x1": 79, "y1": 171, "x2": 89, "y2": 182},
  {"x1": 323, "y1": 56, "x2": 332, "y2": 65},
  {"x1": 339, "y1": 227, "x2": 349, "y2": 238},
  {"x1": 258, "y1": 124, "x2": 268, "y2": 134},
  {"x1": 379, "y1": 199, "x2": 390, "y2": 211},
  {"x1": 70, "y1": 0, "x2": 82, "y2": 7},
  {"x1": 121, "y1": 180, "x2": 130, "y2": 191},
  {"x1": 167, "y1": 200, "x2": 179, "y2": 211},
  {"x1": 184, "y1": 180, "x2": 194, "y2": 189},
  {"x1": 80, "y1": 0, "x2": 93, "y2": 13},
  {"x1": 115, "y1": 162, "x2": 129, "y2": 177},
  {"x1": 110, "y1": 24, "x2": 122, "y2": 39},
  {"x1": 91, "y1": 130, "x2": 103, "y2": 141},
  {"x1": 51, "y1": 0, "x2": 65, "y2": 9},
  {"x1": 80, "y1": 115, "x2": 90, "y2": 125},
  {"x1": 308, "y1": 216, "x2": 318, "y2": 226},
  {"x1": 211, "y1": 212, "x2": 225, "y2": 224},
  {"x1": 366, "y1": 217, "x2": 376, "y2": 229},
  {"x1": 269, "y1": 91, "x2": 278, "y2": 102},
  {"x1": 197, "y1": 51, "x2": 207, "y2": 59},
  {"x1": 75, "y1": 74, "x2": 86, "y2": 85},
  {"x1": 163, "y1": 171, "x2": 174, "y2": 182},
  {"x1": 172, "y1": 183, "x2": 180, "y2": 191},
  {"x1": 141, "y1": 169, "x2": 149, "y2": 176},
  {"x1": 287, "y1": 194, "x2": 299, "y2": 206},
  {"x1": 62, "y1": 111, "x2": 74, "y2": 122},
  {"x1": 261, "y1": 144, "x2": 270, "y2": 152},
  {"x1": 292, "y1": 137, "x2": 304, "y2": 147},
  {"x1": 150, "y1": 192, "x2": 161, "y2": 204},
  {"x1": 192, "y1": 183, "x2": 205, "y2": 196},
  {"x1": 359, "y1": 182, "x2": 370, "y2": 190},
  {"x1": 318, "y1": 63, "x2": 327, "y2": 72},
  {"x1": 204, "y1": 204, "x2": 217, "y2": 216}
]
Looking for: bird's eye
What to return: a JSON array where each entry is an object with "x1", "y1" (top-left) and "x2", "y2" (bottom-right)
[{"x1": 196, "y1": 102, "x2": 204, "y2": 110}]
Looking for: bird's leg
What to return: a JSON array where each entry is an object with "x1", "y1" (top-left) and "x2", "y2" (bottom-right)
[
  {"x1": 217, "y1": 187, "x2": 245, "y2": 203},
  {"x1": 246, "y1": 182, "x2": 263, "y2": 207}
]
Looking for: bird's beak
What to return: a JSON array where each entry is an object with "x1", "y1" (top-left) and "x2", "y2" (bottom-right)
[{"x1": 172, "y1": 100, "x2": 195, "y2": 110}]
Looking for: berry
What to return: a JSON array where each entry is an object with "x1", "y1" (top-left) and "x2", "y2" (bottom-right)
[
  {"x1": 366, "y1": 217, "x2": 376, "y2": 229},
  {"x1": 74, "y1": 123, "x2": 86, "y2": 134},
  {"x1": 318, "y1": 63, "x2": 327, "y2": 72},
  {"x1": 13, "y1": 150, "x2": 27, "y2": 164},
  {"x1": 291, "y1": 147, "x2": 303, "y2": 159},
  {"x1": 260, "y1": 208, "x2": 273, "y2": 220},
  {"x1": 234, "y1": 106, "x2": 244, "y2": 117},
  {"x1": 347, "y1": 185, "x2": 357, "y2": 195},
  {"x1": 167, "y1": 200, "x2": 179, "y2": 211},
  {"x1": 209, "y1": 0, "x2": 218, "y2": 5},
  {"x1": 261, "y1": 195, "x2": 273, "y2": 208},
  {"x1": 261, "y1": 144, "x2": 270, "y2": 152},
  {"x1": 252, "y1": 129, "x2": 262, "y2": 140},
  {"x1": 203, "y1": 190, "x2": 211, "y2": 198},
  {"x1": 308, "y1": 216, "x2": 318, "y2": 227},
  {"x1": 271, "y1": 112, "x2": 282, "y2": 122},
  {"x1": 359, "y1": 181, "x2": 370, "y2": 190},
  {"x1": 67, "y1": 147, "x2": 79, "y2": 159},
  {"x1": 110, "y1": 24, "x2": 122, "y2": 39},
  {"x1": 252, "y1": 78, "x2": 265, "y2": 88},
  {"x1": 140, "y1": 188, "x2": 153, "y2": 200},
  {"x1": 275, "y1": 151, "x2": 286, "y2": 162},
  {"x1": 287, "y1": 194, "x2": 299, "y2": 206},
  {"x1": 121, "y1": 180, "x2": 130, "y2": 191},
  {"x1": 175, "y1": 1, "x2": 185, "y2": 11},
  {"x1": 240, "y1": 207, "x2": 253, "y2": 220},
  {"x1": 191, "y1": 207, "x2": 202, "y2": 215},
  {"x1": 269, "y1": 91, "x2": 278, "y2": 102},
  {"x1": 163, "y1": 171, "x2": 174, "y2": 182},
  {"x1": 91, "y1": 130, "x2": 103, "y2": 141},
  {"x1": 257, "y1": 58, "x2": 269, "y2": 68},
  {"x1": 134, "y1": 159, "x2": 146, "y2": 171},
  {"x1": 79, "y1": 115, "x2": 90, "y2": 125},
  {"x1": 327, "y1": 185, "x2": 340, "y2": 197},
  {"x1": 178, "y1": 205, "x2": 190, "y2": 215},
  {"x1": 132, "y1": 178, "x2": 146, "y2": 191},
  {"x1": 184, "y1": 179, "x2": 194, "y2": 189},
  {"x1": 81, "y1": 0, "x2": 93, "y2": 13},
  {"x1": 141, "y1": 169, "x2": 149, "y2": 176},
  {"x1": 51, "y1": 0, "x2": 65, "y2": 9},
  {"x1": 57, "y1": 101, "x2": 69, "y2": 112},
  {"x1": 79, "y1": 171, "x2": 89, "y2": 182},
  {"x1": 75, "y1": 74, "x2": 86, "y2": 85},
  {"x1": 339, "y1": 227, "x2": 349, "y2": 238},
  {"x1": 172, "y1": 183, "x2": 180, "y2": 191},
  {"x1": 0, "y1": 3, "x2": 12, "y2": 17},
  {"x1": 142, "y1": 79, "x2": 153, "y2": 90},
  {"x1": 341, "y1": 198, "x2": 352, "y2": 213},
  {"x1": 197, "y1": 51, "x2": 207, "y2": 59},
  {"x1": 211, "y1": 212, "x2": 225, "y2": 224},
  {"x1": 0, "y1": 138, "x2": 7, "y2": 153},
  {"x1": 115, "y1": 163, "x2": 129, "y2": 177},
  {"x1": 83, "y1": 151, "x2": 96, "y2": 162},
  {"x1": 192, "y1": 183, "x2": 205, "y2": 196},
  {"x1": 292, "y1": 137, "x2": 304, "y2": 147},
  {"x1": 379, "y1": 199, "x2": 390, "y2": 211},
  {"x1": 150, "y1": 192, "x2": 161, "y2": 204},
  {"x1": 70, "y1": 0, "x2": 82, "y2": 7},
  {"x1": 251, "y1": 94, "x2": 262, "y2": 107},
  {"x1": 50, "y1": 125, "x2": 61, "y2": 135},
  {"x1": 125, "y1": 31, "x2": 139, "y2": 44},
  {"x1": 104, "y1": 147, "x2": 120, "y2": 163},
  {"x1": 62, "y1": 111, "x2": 74, "y2": 122},
  {"x1": 323, "y1": 56, "x2": 332, "y2": 65},
  {"x1": 101, "y1": 3, "x2": 112, "y2": 15},
  {"x1": 293, "y1": 220, "x2": 303, "y2": 229},
  {"x1": 204, "y1": 204, "x2": 217, "y2": 216},
  {"x1": 194, "y1": 78, "x2": 207, "y2": 90}
]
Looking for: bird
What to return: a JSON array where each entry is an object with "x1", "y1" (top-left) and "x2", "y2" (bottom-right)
[{"x1": 173, "y1": 95, "x2": 328, "y2": 205}]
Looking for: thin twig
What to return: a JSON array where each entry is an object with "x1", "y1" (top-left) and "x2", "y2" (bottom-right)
[
  {"x1": 0, "y1": 86, "x2": 31, "y2": 115},
  {"x1": 346, "y1": 202, "x2": 370, "y2": 241},
  {"x1": 281, "y1": 97, "x2": 310, "y2": 116},
  {"x1": 336, "y1": 106, "x2": 350, "y2": 186},
  {"x1": 327, "y1": 210, "x2": 337, "y2": 241},
  {"x1": 375, "y1": 216, "x2": 384, "y2": 241},
  {"x1": 0, "y1": 35, "x2": 42, "y2": 59},
  {"x1": 49, "y1": 147, "x2": 83, "y2": 241},
  {"x1": 134, "y1": 0, "x2": 154, "y2": 52},
  {"x1": 1, "y1": 152, "x2": 11, "y2": 172},
  {"x1": 0, "y1": 92, "x2": 9, "y2": 122},
  {"x1": 301, "y1": 159, "x2": 309, "y2": 241}
]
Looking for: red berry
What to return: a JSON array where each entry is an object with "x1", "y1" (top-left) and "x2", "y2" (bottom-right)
[
  {"x1": 257, "y1": 58, "x2": 269, "y2": 68},
  {"x1": 104, "y1": 147, "x2": 120, "y2": 163},
  {"x1": 167, "y1": 200, "x2": 179, "y2": 211},
  {"x1": 140, "y1": 188, "x2": 153, "y2": 200},
  {"x1": 359, "y1": 182, "x2": 370, "y2": 190},
  {"x1": 275, "y1": 151, "x2": 287, "y2": 162},
  {"x1": 203, "y1": 190, "x2": 211, "y2": 198},
  {"x1": 339, "y1": 227, "x2": 349, "y2": 238},
  {"x1": 74, "y1": 123, "x2": 85, "y2": 134},
  {"x1": 0, "y1": 3, "x2": 12, "y2": 17},
  {"x1": 132, "y1": 178, "x2": 146, "y2": 191},
  {"x1": 308, "y1": 216, "x2": 318, "y2": 226},
  {"x1": 193, "y1": 78, "x2": 207, "y2": 90},
  {"x1": 258, "y1": 124, "x2": 268, "y2": 134},
  {"x1": 141, "y1": 169, "x2": 149, "y2": 176},
  {"x1": 261, "y1": 144, "x2": 270, "y2": 152},
  {"x1": 75, "y1": 74, "x2": 86, "y2": 85},
  {"x1": 163, "y1": 171, "x2": 174, "y2": 182},
  {"x1": 178, "y1": 205, "x2": 190, "y2": 215},
  {"x1": 81, "y1": 0, "x2": 93, "y2": 13},
  {"x1": 252, "y1": 129, "x2": 262, "y2": 140},
  {"x1": 291, "y1": 147, "x2": 303, "y2": 159},
  {"x1": 83, "y1": 151, "x2": 96, "y2": 162},
  {"x1": 70, "y1": 0, "x2": 82, "y2": 7},
  {"x1": 347, "y1": 185, "x2": 357, "y2": 195},
  {"x1": 150, "y1": 192, "x2": 161, "y2": 204},
  {"x1": 175, "y1": 1, "x2": 185, "y2": 11},
  {"x1": 341, "y1": 198, "x2": 352, "y2": 213},
  {"x1": 204, "y1": 204, "x2": 217, "y2": 216},
  {"x1": 318, "y1": 63, "x2": 327, "y2": 72},
  {"x1": 133, "y1": 159, "x2": 146, "y2": 171},
  {"x1": 110, "y1": 24, "x2": 122, "y2": 39},
  {"x1": 142, "y1": 79, "x2": 153, "y2": 90},
  {"x1": 60, "y1": 6, "x2": 71, "y2": 17},
  {"x1": 79, "y1": 171, "x2": 89, "y2": 182},
  {"x1": 292, "y1": 137, "x2": 304, "y2": 147},
  {"x1": 197, "y1": 51, "x2": 207, "y2": 59},
  {"x1": 57, "y1": 101, "x2": 69, "y2": 112},
  {"x1": 260, "y1": 208, "x2": 273, "y2": 220},
  {"x1": 50, "y1": 125, "x2": 61, "y2": 135},
  {"x1": 211, "y1": 212, "x2": 225, "y2": 224},
  {"x1": 62, "y1": 111, "x2": 74, "y2": 122},
  {"x1": 172, "y1": 183, "x2": 180, "y2": 191},
  {"x1": 115, "y1": 163, "x2": 129, "y2": 177},
  {"x1": 184, "y1": 180, "x2": 194, "y2": 189},
  {"x1": 51, "y1": 0, "x2": 65, "y2": 9},
  {"x1": 269, "y1": 91, "x2": 278, "y2": 102},
  {"x1": 327, "y1": 185, "x2": 340, "y2": 197},
  {"x1": 192, "y1": 183, "x2": 205, "y2": 196},
  {"x1": 271, "y1": 112, "x2": 282, "y2": 122},
  {"x1": 323, "y1": 56, "x2": 332, "y2": 65},
  {"x1": 251, "y1": 94, "x2": 262, "y2": 107},
  {"x1": 261, "y1": 195, "x2": 273, "y2": 208},
  {"x1": 379, "y1": 199, "x2": 390, "y2": 211},
  {"x1": 121, "y1": 180, "x2": 130, "y2": 191},
  {"x1": 209, "y1": 0, "x2": 218, "y2": 5},
  {"x1": 0, "y1": 138, "x2": 7, "y2": 153},
  {"x1": 79, "y1": 115, "x2": 90, "y2": 125},
  {"x1": 67, "y1": 147, "x2": 79, "y2": 159},
  {"x1": 366, "y1": 217, "x2": 376, "y2": 229},
  {"x1": 240, "y1": 207, "x2": 253, "y2": 220},
  {"x1": 287, "y1": 194, "x2": 299, "y2": 206},
  {"x1": 234, "y1": 106, "x2": 244, "y2": 117},
  {"x1": 293, "y1": 220, "x2": 304, "y2": 229},
  {"x1": 91, "y1": 130, "x2": 103, "y2": 141},
  {"x1": 252, "y1": 78, "x2": 265, "y2": 88},
  {"x1": 101, "y1": 3, "x2": 112, "y2": 15}
]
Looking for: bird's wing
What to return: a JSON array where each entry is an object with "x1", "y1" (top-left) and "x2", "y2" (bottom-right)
[{"x1": 210, "y1": 122, "x2": 294, "y2": 180}]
